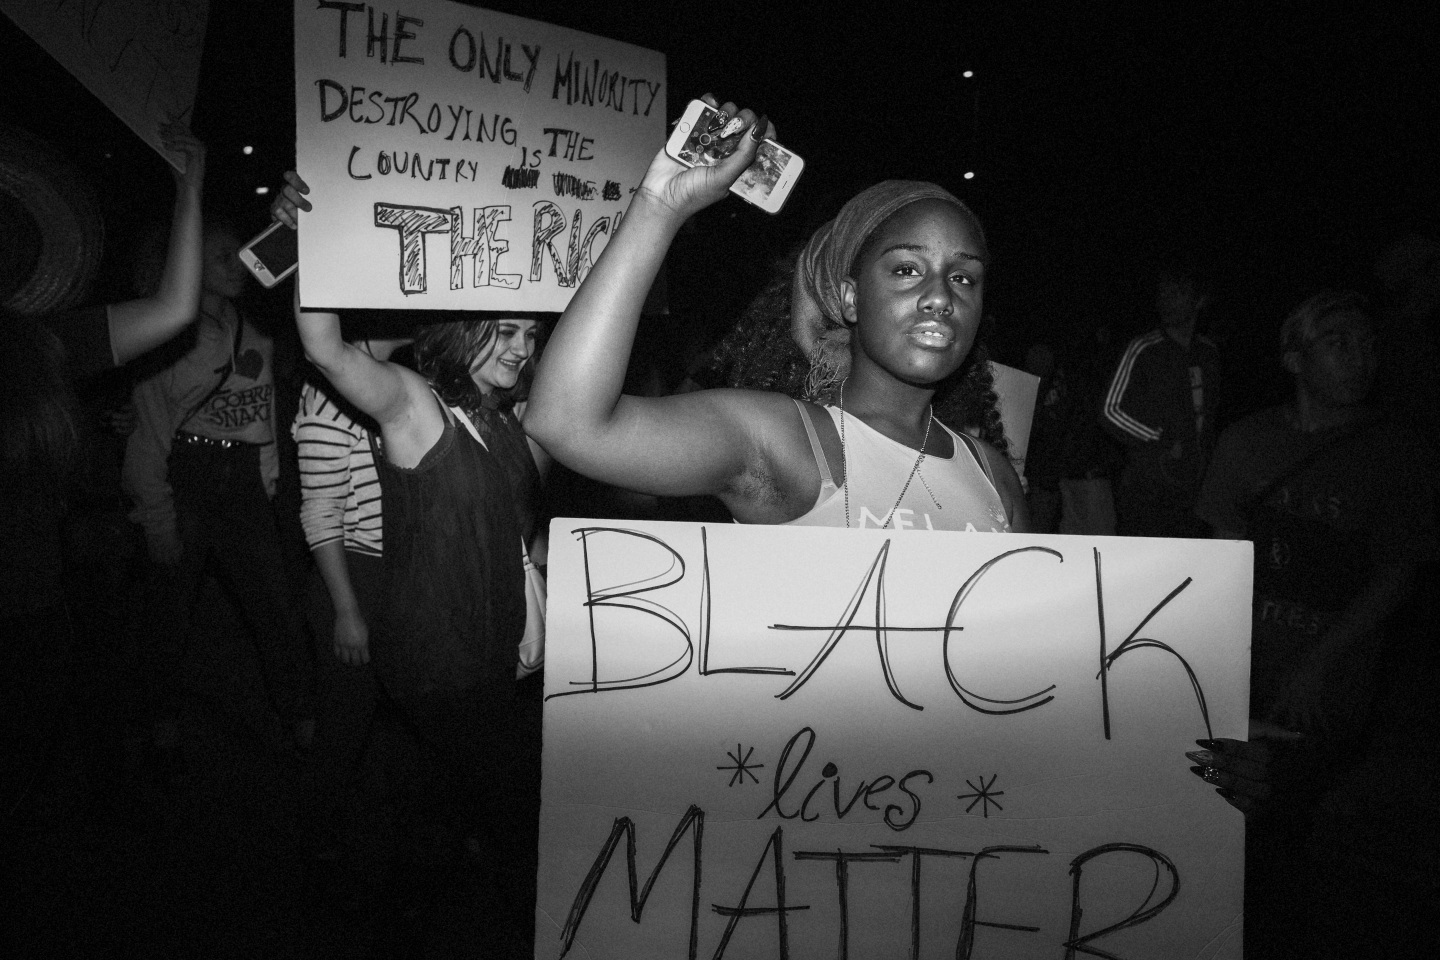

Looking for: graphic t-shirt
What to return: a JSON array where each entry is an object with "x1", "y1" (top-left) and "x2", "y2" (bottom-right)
[{"x1": 1196, "y1": 406, "x2": 1436, "y2": 713}]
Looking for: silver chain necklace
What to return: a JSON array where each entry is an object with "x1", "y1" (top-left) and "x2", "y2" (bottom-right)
[{"x1": 839, "y1": 380, "x2": 936, "y2": 529}]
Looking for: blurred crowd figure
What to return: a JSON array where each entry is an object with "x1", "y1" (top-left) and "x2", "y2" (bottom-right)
[
  {"x1": 1022, "y1": 325, "x2": 1123, "y2": 535},
  {"x1": 1195, "y1": 290, "x2": 1436, "y2": 957},
  {"x1": 1102, "y1": 267, "x2": 1220, "y2": 539},
  {"x1": 3, "y1": 113, "x2": 1438, "y2": 960},
  {"x1": 123, "y1": 218, "x2": 315, "y2": 767}
]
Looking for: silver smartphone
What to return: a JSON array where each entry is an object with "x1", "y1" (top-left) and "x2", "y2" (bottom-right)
[
  {"x1": 664, "y1": 99, "x2": 804, "y2": 214},
  {"x1": 237, "y1": 220, "x2": 299, "y2": 288}
]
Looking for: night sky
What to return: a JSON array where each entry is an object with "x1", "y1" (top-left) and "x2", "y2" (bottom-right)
[{"x1": 5, "y1": 0, "x2": 1436, "y2": 413}]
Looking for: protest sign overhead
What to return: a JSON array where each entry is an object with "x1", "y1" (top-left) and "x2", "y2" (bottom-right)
[
  {"x1": 293, "y1": 0, "x2": 665, "y2": 312},
  {"x1": 536, "y1": 520, "x2": 1250, "y2": 959},
  {"x1": 1, "y1": 0, "x2": 206, "y2": 171}
]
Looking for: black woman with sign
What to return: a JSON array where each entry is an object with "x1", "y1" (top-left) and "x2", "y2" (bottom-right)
[{"x1": 527, "y1": 96, "x2": 1025, "y2": 534}]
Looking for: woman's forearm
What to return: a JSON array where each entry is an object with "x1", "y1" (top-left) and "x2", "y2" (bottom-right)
[{"x1": 109, "y1": 133, "x2": 207, "y2": 364}]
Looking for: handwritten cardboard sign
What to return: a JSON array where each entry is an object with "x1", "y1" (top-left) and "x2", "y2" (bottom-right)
[
  {"x1": 537, "y1": 521, "x2": 1250, "y2": 959},
  {"x1": 1, "y1": 0, "x2": 206, "y2": 171},
  {"x1": 293, "y1": 0, "x2": 665, "y2": 312}
]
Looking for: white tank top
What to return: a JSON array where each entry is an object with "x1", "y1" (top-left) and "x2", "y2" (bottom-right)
[{"x1": 786, "y1": 402, "x2": 1011, "y2": 532}]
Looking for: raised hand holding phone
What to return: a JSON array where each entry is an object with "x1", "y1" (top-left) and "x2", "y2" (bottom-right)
[
  {"x1": 238, "y1": 220, "x2": 299, "y2": 288},
  {"x1": 664, "y1": 97, "x2": 802, "y2": 213},
  {"x1": 641, "y1": 96, "x2": 770, "y2": 217}
]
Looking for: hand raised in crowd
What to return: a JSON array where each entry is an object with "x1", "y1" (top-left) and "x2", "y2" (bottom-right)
[
  {"x1": 637, "y1": 94, "x2": 771, "y2": 218},
  {"x1": 270, "y1": 171, "x2": 312, "y2": 230},
  {"x1": 160, "y1": 122, "x2": 206, "y2": 194},
  {"x1": 107, "y1": 124, "x2": 209, "y2": 365}
]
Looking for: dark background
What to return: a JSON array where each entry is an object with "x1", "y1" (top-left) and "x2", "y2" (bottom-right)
[{"x1": 5, "y1": 0, "x2": 1437, "y2": 414}]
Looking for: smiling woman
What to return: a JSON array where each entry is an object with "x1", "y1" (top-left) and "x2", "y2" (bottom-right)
[{"x1": 523, "y1": 95, "x2": 1027, "y2": 532}]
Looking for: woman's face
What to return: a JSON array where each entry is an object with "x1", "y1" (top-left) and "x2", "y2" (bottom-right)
[
  {"x1": 202, "y1": 227, "x2": 247, "y2": 300},
  {"x1": 841, "y1": 200, "x2": 986, "y2": 387},
  {"x1": 469, "y1": 318, "x2": 539, "y2": 393}
]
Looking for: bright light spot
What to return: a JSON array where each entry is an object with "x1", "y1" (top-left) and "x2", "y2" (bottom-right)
[
  {"x1": 963, "y1": 171, "x2": 975, "y2": 180},
  {"x1": 242, "y1": 145, "x2": 254, "y2": 155},
  {"x1": 963, "y1": 70, "x2": 974, "y2": 78},
  {"x1": 255, "y1": 186, "x2": 270, "y2": 195}
]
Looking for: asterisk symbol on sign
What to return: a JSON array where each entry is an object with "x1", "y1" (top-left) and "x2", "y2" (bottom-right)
[
  {"x1": 717, "y1": 744, "x2": 764, "y2": 787},
  {"x1": 956, "y1": 774, "x2": 1005, "y2": 818}
]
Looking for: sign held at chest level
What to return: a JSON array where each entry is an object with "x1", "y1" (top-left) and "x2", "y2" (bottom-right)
[{"x1": 537, "y1": 520, "x2": 1252, "y2": 959}]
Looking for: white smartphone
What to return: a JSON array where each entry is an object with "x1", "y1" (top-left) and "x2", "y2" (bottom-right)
[
  {"x1": 237, "y1": 220, "x2": 299, "y2": 288},
  {"x1": 664, "y1": 99, "x2": 804, "y2": 214}
]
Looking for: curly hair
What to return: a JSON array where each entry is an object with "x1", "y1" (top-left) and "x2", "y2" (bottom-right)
[{"x1": 715, "y1": 249, "x2": 1011, "y2": 458}]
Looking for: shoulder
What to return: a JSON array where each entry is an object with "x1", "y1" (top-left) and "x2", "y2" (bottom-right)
[
  {"x1": 1109, "y1": 332, "x2": 1165, "y2": 373},
  {"x1": 970, "y1": 436, "x2": 1028, "y2": 531},
  {"x1": 1125, "y1": 330, "x2": 1167, "y2": 353},
  {"x1": 957, "y1": 431, "x2": 1023, "y2": 497},
  {"x1": 974, "y1": 437, "x2": 1023, "y2": 490}
]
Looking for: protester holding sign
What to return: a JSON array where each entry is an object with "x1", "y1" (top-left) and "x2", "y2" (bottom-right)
[
  {"x1": 275, "y1": 170, "x2": 550, "y2": 888},
  {"x1": 523, "y1": 95, "x2": 1281, "y2": 816},
  {"x1": 526, "y1": 96, "x2": 1026, "y2": 533}
]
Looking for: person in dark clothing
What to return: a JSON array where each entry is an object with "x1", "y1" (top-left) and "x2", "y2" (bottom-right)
[
  {"x1": 2, "y1": 128, "x2": 207, "y2": 819},
  {"x1": 1102, "y1": 270, "x2": 1220, "y2": 537},
  {"x1": 1196, "y1": 290, "x2": 1436, "y2": 959},
  {"x1": 275, "y1": 170, "x2": 546, "y2": 951}
]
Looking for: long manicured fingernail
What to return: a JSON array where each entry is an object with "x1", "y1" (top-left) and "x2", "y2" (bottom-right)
[
  {"x1": 1185, "y1": 750, "x2": 1214, "y2": 766},
  {"x1": 751, "y1": 115, "x2": 768, "y2": 142},
  {"x1": 1194, "y1": 738, "x2": 1224, "y2": 751},
  {"x1": 1189, "y1": 765, "x2": 1223, "y2": 784},
  {"x1": 707, "y1": 109, "x2": 730, "y2": 133},
  {"x1": 718, "y1": 116, "x2": 745, "y2": 138}
]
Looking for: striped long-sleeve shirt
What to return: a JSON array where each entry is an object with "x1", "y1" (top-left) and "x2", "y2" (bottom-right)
[{"x1": 292, "y1": 382, "x2": 383, "y2": 556}]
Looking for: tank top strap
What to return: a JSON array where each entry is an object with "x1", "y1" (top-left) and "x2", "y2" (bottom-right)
[
  {"x1": 954, "y1": 430, "x2": 995, "y2": 486},
  {"x1": 446, "y1": 400, "x2": 489, "y2": 451},
  {"x1": 366, "y1": 390, "x2": 484, "y2": 464},
  {"x1": 793, "y1": 399, "x2": 837, "y2": 493}
]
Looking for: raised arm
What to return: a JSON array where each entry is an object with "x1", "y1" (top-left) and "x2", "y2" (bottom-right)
[
  {"x1": 276, "y1": 174, "x2": 440, "y2": 467},
  {"x1": 524, "y1": 99, "x2": 778, "y2": 498},
  {"x1": 292, "y1": 298, "x2": 444, "y2": 470},
  {"x1": 108, "y1": 127, "x2": 206, "y2": 364}
]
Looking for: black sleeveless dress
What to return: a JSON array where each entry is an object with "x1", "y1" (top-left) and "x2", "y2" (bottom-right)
[{"x1": 372, "y1": 402, "x2": 526, "y2": 698}]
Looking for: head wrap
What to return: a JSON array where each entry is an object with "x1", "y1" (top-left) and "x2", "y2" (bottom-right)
[{"x1": 790, "y1": 181, "x2": 973, "y2": 366}]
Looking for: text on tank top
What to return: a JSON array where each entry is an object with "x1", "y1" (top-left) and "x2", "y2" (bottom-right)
[{"x1": 786, "y1": 402, "x2": 1011, "y2": 532}]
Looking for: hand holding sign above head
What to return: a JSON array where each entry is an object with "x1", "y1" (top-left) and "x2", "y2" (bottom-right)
[
  {"x1": 159, "y1": 124, "x2": 205, "y2": 190},
  {"x1": 106, "y1": 127, "x2": 208, "y2": 364}
]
